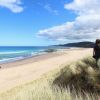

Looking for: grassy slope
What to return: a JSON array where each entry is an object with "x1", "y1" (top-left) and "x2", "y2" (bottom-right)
[{"x1": 0, "y1": 57, "x2": 100, "y2": 100}]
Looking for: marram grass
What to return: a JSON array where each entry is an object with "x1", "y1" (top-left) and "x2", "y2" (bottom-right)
[{"x1": 0, "y1": 56, "x2": 100, "y2": 100}]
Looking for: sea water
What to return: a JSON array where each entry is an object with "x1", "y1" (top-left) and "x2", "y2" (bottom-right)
[
  {"x1": 0, "y1": 46, "x2": 69, "y2": 63},
  {"x1": 0, "y1": 46, "x2": 46, "y2": 63}
]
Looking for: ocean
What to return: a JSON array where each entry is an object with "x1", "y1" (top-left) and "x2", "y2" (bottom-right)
[{"x1": 0, "y1": 46, "x2": 69, "y2": 64}]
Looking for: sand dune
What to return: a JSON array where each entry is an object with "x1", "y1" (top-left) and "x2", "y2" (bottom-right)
[{"x1": 0, "y1": 48, "x2": 92, "y2": 93}]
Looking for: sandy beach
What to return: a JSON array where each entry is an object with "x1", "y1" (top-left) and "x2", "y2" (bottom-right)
[{"x1": 0, "y1": 48, "x2": 92, "y2": 93}]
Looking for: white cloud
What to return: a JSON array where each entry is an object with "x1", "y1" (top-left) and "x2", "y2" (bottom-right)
[
  {"x1": 64, "y1": 0, "x2": 100, "y2": 15},
  {"x1": 44, "y1": 4, "x2": 58, "y2": 15},
  {"x1": 0, "y1": 0, "x2": 23, "y2": 13},
  {"x1": 37, "y1": 0, "x2": 100, "y2": 42}
]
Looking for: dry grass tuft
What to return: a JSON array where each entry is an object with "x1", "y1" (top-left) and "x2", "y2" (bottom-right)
[
  {"x1": 0, "y1": 57, "x2": 100, "y2": 100},
  {"x1": 53, "y1": 57, "x2": 100, "y2": 96}
]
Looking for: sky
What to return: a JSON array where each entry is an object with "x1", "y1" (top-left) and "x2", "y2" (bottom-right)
[{"x1": 0, "y1": 0, "x2": 100, "y2": 46}]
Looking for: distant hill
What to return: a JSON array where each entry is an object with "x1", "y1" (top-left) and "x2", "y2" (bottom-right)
[{"x1": 58, "y1": 41, "x2": 94, "y2": 48}]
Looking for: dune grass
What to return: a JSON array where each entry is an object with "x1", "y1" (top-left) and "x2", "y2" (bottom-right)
[{"x1": 0, "y1": 56, "x2": 100, "y2": 100}]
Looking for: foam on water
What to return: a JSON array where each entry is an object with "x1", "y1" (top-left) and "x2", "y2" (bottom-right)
[
  {"x1": 0, "y1": 46, "x2": 70, "y2": 64},
  {"x1": 0, "y1": 51, "x2": 28, "y2": 55}
]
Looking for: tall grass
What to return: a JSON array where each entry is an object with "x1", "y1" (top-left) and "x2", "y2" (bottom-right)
[{"x1": 0, "y1": 57, "x2": 100, "y2": 100}]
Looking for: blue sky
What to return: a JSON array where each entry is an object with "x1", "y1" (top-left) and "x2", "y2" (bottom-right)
[{"x1": 0, "y1": 0, "x2": 99, "y2": 46}]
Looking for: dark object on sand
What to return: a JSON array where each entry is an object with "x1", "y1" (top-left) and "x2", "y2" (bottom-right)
[
  {"x1": 93, "y1": 55, "x2": 96, "y2": 59},
  {"x1": 45, "y1": 49, "x2": 57, "y2": 53}
]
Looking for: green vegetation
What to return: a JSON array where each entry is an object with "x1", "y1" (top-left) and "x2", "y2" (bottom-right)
[
  {"x1": 58, "y1": 41, "x2": 94, "y2": 48},
  {"x1": 0, "y1": 57, "x2": 100, "y2": 100}
]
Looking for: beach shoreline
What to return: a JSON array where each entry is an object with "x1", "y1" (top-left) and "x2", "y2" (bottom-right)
[
  {"x1": 0, "y1": 47, "x2": 87, "y2": 69},
  {"x1": 0, "y1": 48, "x2": 92, "y2": 93},
  {"x1": 0, "y1": 46, "x2": 71, "y2": 64},
  {"x1": 0, "y1": 50, "x2": 63, "y2": 69}
]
